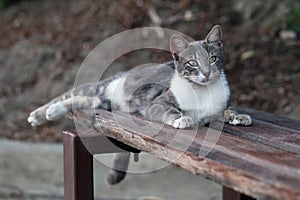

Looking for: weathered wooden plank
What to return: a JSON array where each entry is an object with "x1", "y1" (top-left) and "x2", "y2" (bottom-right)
[
  {"x1": 92, "y1": 109, "x2": 300, "y2": 200},
  {"x1": 236, "y1": 106, "x2": 300, "y2": 131},
  {"x1": 222, "y1": 107, "x2": 300, "y2": 154},
  {"x1": 148, "y1": 124, "x2": 300, "y2": 173},
  {"x1": 223, "y1": 120, "x2": 300, "y2": 154}
]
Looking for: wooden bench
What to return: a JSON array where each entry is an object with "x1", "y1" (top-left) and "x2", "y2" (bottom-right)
[{"x1": 63, "y1": 107, "x2": 300, "y2": 200}]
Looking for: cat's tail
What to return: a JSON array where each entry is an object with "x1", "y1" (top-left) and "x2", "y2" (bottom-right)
[{"x1": 106, "y1": 152, "x2": 130, "y2": 185}]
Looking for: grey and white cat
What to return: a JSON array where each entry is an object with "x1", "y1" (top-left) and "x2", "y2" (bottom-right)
[{"x1": 28, "y1": 25, "x2": 252, "y2": 184}]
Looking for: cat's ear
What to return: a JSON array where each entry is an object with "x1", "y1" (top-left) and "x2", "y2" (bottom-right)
[
  {"x1": 170, "y1": 34, "x2": 189, "y2": 60},
  {"x1": 205, "y1": 25, "x2": 222, "y2": 46}
]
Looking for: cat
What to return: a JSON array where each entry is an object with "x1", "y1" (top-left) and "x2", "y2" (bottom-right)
[{"x1": 28, "y1": 25, "x2": 252, "y2": 185}]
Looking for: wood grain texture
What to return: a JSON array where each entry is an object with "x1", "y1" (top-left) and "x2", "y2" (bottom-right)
[
  {"x1": 236, "y1": 106, "x2": 300, "y2": 131},
  {"x1": 89, "y1": 109, "x2": 300, "y2": 200}
]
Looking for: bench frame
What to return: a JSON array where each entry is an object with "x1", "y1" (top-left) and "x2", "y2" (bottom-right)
[
  {"x1": 63, "y1": 131, "x2": 255, "y2": 200},
  {"x1": 62, "y1": 107, "x2": 300, "y2": 200}
]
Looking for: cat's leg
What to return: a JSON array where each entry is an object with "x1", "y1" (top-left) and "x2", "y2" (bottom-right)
[
  {"x1": 28, "y1": 76, "x2": 123, "y2": 127},
  {"x1": 27, "y1": 104, "x2": 49, "y2": 126},
  {"x1": 148, "y1": 104, "x2": 193, "y2": 129},
  {"x1": 106, "y1": 152, "x2": 130, "y2": 185},
  {"x1": 45, "y1": 96, "x2": 110, "y2": 121},
  {"x1": 223, "y1": 105, "x2": 252, "y2": 126},
  {"x1": 28, "y1": 88, "x2": 76, "y2": 126},
  {"x1": 28, "y1": 94, "x2": 110, "y2": 126}
]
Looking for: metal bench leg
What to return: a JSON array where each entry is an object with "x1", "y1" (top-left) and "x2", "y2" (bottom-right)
[
  {"x1": 63, "y1": 131, "x2": 94, "y2": 200},
  {"x1": 223, "y1": 186, "x2": 256, "y2": 200}
]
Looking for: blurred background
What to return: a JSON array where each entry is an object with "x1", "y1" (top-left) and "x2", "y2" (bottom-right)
[{"x1": 0, "y1": 0, "x2": 299, "y2": 199}]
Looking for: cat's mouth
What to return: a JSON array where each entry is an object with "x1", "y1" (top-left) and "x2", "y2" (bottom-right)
[
  {"x1": 188, "y1": 78, "x2": 212, "y2": 86},
  {"x1": 200, "y1": 79, "x2": 214, "y2": 85}
]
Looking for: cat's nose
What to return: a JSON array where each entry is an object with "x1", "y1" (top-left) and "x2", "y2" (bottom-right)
[{"x1": 203, "y1": 70, "x2": 210, "y2": 78}]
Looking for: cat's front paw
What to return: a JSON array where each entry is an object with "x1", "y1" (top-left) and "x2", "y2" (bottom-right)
[
  {"x1": 27, "y1": 107, "x2": 47, "y2": 127},
  {"x1": 170, "y1": 116, "x2": 194, "y2": 129},
  {"x1": 229, "y1": 114, "x2": 252, "y2": 126},
  {"x1": 46, "y1": 102, "x2": 68, "y2": 121}
]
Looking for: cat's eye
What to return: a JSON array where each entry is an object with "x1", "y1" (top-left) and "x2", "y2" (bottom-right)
[
  {"x1": 186, "y1": 60, "x2": 198, "y2": 67},
  {"x1": 209, "y1": 56, "x2": 217, "y2": 63}
]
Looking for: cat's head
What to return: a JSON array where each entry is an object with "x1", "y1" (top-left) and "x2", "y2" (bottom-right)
[{"x1": 170, "y1": 25, "x2": 224, "y2": 86}]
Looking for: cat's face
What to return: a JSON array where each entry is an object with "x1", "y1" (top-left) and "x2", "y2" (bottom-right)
[{"x1": 170, "y1": 25, "x2": 224, "y2": 86}]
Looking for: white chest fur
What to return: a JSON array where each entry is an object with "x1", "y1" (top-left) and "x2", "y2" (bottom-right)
[
  {"x1": 105, "y1": 76, "x2": 128, "y2": 111},
  {"x1": 170, "y1": 72, "x2": 230, "y2": 122}
]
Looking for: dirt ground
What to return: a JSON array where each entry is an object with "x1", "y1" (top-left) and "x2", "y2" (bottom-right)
[{"x1": 0, "y1": 0, "x2": 299, "y2": 142}]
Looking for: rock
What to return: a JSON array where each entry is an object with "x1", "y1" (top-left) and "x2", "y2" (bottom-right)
[
  {"x1": 279, "y1": 29, "x2": 298, "y2": 40},
  {"x1": 240, "y1": 50, "x2": 255, "y2": 60}
]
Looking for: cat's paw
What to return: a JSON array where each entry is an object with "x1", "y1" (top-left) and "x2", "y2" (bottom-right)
[
  {"x1": 229, "y1": 114, "x2": 252, "y2": 126},
  {"x1": 27, "y1": 107, "x2": 47, "y2": 127},
  {"x1": 46, "y1": 102, "x2": 68, "y2": 121},
  {"x1": 223, "y1": 109, "x2": 236, "y2": 123},
  {"x1": 172, "y1": 116, "x2": 194, "y2": 129}
]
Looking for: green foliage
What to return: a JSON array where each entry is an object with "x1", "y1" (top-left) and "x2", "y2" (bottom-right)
[
  {"x1": 286, "y1": 5, "x2": 300, "y2": 32},
  {"x1": 0, "y1": 0, "x2": 6, "y2": 9}
]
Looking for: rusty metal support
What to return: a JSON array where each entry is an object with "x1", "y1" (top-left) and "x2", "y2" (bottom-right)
[
  {"x1": 63, "y1": 131, "x2": 94, "y2": 200},
  {"x1": 63, "y1": 131, "x2": 127, "y2": 200},
  {"x1": 223, "y1": 186, "x2": 256, "y2": 200}
]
